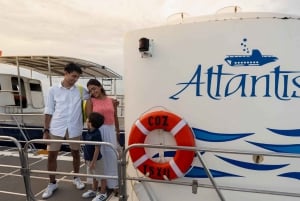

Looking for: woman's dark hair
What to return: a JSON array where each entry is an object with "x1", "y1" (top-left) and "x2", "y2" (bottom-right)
[
  {"x1": 88, "y1": 112, "x2": 104, "y2": 128},
  {"x1": 87, "y1": 79, "x2": 106, "y2": 95},
  {"x1": 64, "y1": 62, "x2": 82, "y2": 74}
]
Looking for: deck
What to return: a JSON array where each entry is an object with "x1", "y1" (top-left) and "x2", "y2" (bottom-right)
[{"x1": 0, "y1": 146, "x2": 119, "y2": 201}]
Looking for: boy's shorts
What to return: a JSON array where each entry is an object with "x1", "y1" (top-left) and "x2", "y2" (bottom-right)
[{"x1": 86, "y1": 160, "x2": 105, "y2": 181}]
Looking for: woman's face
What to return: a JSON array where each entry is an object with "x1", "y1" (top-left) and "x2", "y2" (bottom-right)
[{"x1": 87, "y1": 84, "x2": 101, "y2": 98}]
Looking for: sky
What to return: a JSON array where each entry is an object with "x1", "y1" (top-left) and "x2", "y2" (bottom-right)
[{"x1": 0, "y1": 0, "x2": 299, "y2": 83}]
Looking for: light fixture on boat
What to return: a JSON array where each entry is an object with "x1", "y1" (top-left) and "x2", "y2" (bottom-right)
[{"x1": 139, "y1": 37, "x2": 152, "y2": 58}]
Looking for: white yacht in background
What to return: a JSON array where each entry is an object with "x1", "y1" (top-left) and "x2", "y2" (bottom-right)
[
  {"x1": 124, "y1": 8, "x2": 300, "y2": 201},
  {"x1": 0, "y1": 56, "x2": 124, "y2": 146}
]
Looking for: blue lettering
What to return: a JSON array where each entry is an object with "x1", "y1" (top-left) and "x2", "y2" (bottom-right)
[
  {"x1": 169, "y1": 65, "x2": 300, "y2": 101},
  {"x1": 250, "y1": 75, "x2": 271, "y2": 97},
  {"x1": 291, "y1": 76, "x2": 300, "y2": 97},
  {"x1": 169, "y1": 65, "x2": 204, "y2": 100},
  {"x1": 225, "y1": 74, "x2": 247, "y2": 97}
]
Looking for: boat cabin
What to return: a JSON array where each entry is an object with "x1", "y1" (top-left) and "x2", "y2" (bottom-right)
[
  {"x1": 0, "y1": 74, "x2": 44, "y2": 114},
  {"x1": 0, "y1": 56, "x2": 123, "y2": 140}
]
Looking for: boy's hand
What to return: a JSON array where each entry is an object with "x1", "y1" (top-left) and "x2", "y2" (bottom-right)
[{"x1": 89, "y1": 161, "x2": 96, "y2": 170}]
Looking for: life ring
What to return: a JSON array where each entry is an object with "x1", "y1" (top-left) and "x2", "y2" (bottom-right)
[{"x1": 128, "y1": 110, "x2": 195, "y2": 180}]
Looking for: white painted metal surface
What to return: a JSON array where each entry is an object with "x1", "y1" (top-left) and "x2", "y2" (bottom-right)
[{"x1": 124, "y1": 12, "x2": 300, "y2": 201}]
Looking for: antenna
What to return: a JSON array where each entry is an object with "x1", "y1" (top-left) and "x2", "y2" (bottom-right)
[
  {"x1": 166, "y1": 12, "x2": 190, "y2": 24},
  {"x1": 216, "y1": 6, "x2": 242, "y2": 14}
]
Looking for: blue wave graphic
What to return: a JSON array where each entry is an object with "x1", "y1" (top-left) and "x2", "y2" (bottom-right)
[
  {"x1": 216, "y1": 155, "x2": 289, "y2": 170},
  {"x1": 192, "y1": 128, "x2": 254, "y2": 142},
  {"x1": 185, "y1": 166, "x2": 242, "y2": 178},
  {"x1": 152, "y1": 151, "x2": 203, "y2": 159},
  {"x1": 278, "y1": 172, "x2": 300, "y2": 180},
  {"x1": 267, "y1": 128, "x2": 300, "y2": 137},
  {"x1": 247, "y1": 141, "x2": 300, "y2": 154},
  {"x1": 152, "y1": 151, "x2": 175, "y2": 158}
]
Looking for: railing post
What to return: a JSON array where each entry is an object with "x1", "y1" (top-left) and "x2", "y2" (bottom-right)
[
  {"x1": 0, "y1": 136, "x2": 36, "y2": 201},
  {"x1": 119, "y1": 147, "x2": 128, "y2": 201}
]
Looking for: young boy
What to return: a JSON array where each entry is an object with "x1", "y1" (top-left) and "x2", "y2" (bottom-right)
[{"x1": 82, "y1": 112, "x2": 107, "y2": 200}]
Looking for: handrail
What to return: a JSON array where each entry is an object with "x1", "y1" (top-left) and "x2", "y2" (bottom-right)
[
  {"x1": 0, "y1": 136, "x2": 35, "y2": 201},
  {"x1": 24, "y1": 139, "x2": 121, "y2": 200},
  {"x1": 0, "y1": 137, "x2": 122, "y2": 201},
  {"x1": 123, "y1": 143, "x2": 225, "y2": 201},
  {"x1": 123, "y1": 143, "x2": 300, "y2": 201},
  {"x1": 1, "y1": 137, "x2": 299, "y2": 201},
  {"x1": 0, "y1": 113, "x2": 44, "y2": 116},
  {"x1": 11, "y1": 115, "x2": 37, "y2": 151}
]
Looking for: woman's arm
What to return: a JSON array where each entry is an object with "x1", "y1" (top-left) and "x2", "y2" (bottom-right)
[
  {"x1": 85, "y1": 99, "x2": 93, "y2": 119},
  {"x1": 113, "y1": 99, "x2": 120, "y2": 143}
]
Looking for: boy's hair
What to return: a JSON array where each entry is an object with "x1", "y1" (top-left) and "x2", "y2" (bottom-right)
[
  {"x1": 88, "y1": 112, "x2": 104, "y2": 128},
  {"x1": 64, "y1": 62, "x2": 83, "y2": 74}
]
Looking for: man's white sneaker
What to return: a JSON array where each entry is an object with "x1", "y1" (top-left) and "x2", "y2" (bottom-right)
[
  {"x1": 92, "y1": 193, "x2": 107, "y2": 201},
  {"x1": 73, "y1": 177, "x2": 85, "y2": 190},
  {"x1": 42, "y1": 183, "x2": 58, "y2": 199},
  {"x1": 82, "y1": 190, "x2": 97, "y2": 198}
]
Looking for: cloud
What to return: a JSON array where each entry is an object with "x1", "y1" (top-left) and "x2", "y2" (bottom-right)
[{"x1": 0, "y1": 0, "x2": 299, "y2": 75}]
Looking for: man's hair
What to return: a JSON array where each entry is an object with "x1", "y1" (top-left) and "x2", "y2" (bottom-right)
[
  {"x1": 88, "y1": 112, "x2": 104, "y2": 128},
  {"x1": 64, "y1": 62, "x2": 83, "y2": 74}
]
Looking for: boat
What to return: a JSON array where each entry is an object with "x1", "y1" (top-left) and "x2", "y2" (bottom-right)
[
  {"x1": 224, "y1": 49, "x2": 278, "y2": 66},
  {"x1": 0, "y1": 56, "x2": 124, "y2": 148},
  {"x1": 1, "y1": 8, "x2": 300, "y2": 201},
  {"x1": 0, "y1": 57, "x2": 124, "y2": 201},
  {"x1": 123, "y1": 9, "x2": 300, "y2": 201}
]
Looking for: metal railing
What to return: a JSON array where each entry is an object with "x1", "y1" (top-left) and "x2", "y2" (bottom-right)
[
  {"x1": 0, "y1": 136, "x2": 121, "y2": 201},
  {"x1": 123, "y1": 144, "x2": 300, "y2": 201},
  {"x1": 0, "y1": 136, "x2": 300, "y2": 201},
  {"x1": 0, "y1": 136, "x2": 35, "y2": 201}
]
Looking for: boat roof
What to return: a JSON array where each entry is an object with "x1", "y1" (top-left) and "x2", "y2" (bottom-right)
[{"x1": 0, "y1": 56, "x2": 122, "y2": 79}]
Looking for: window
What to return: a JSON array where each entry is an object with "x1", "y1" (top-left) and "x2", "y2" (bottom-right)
[
  {"x1": 11, "y1": 77, "x2": 27, "y2": 108},
  {"x1": 30, "y1": 83, "x2": 42, "y2": 91}
]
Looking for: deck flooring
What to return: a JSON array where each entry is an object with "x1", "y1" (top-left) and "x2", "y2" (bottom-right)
[{"x1": 0, "y1": 146, "x2": 118, "y2": 201}]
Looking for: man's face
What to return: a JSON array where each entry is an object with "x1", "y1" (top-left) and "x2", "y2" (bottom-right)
[{"x1": 64, "y1": 71, "x2": 80, "y2": 86}]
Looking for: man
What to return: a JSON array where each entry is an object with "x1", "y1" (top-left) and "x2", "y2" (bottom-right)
[{"x1": 42, "y1": 62, "x2": 89, "y2": 199}]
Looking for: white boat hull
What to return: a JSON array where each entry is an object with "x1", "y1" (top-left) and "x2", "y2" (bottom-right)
[{"x1": 124, "y1": 12, "x2": 300, "y2": 201}]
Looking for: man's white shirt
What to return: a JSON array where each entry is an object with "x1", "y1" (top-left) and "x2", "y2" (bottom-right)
[{"x1": 44, "y1": 83, "x2": 89, "y2": 138}]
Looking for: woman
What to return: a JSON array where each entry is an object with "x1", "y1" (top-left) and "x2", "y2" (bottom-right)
[{"x1": 85, "y1": 79, "x2": 120, "y2": 198}]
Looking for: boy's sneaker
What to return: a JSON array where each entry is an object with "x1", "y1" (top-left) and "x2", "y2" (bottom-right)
[
  {"x1": 42, "y1": 183, "x2": 58, "y2": 199},
  {"x1": 73, "y1": 177, "x2": 85, "y2": 190},
  {"x1": 92, "y1": 192, "x2": 107, "y2": 201},
  {"x1": 82, "y1": 190, "x2": 97, "y2": 198}
]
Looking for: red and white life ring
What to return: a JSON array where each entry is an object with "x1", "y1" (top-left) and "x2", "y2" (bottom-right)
[{"x1": 128, "y1": 110, "x2": 195, "y2": 180}]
